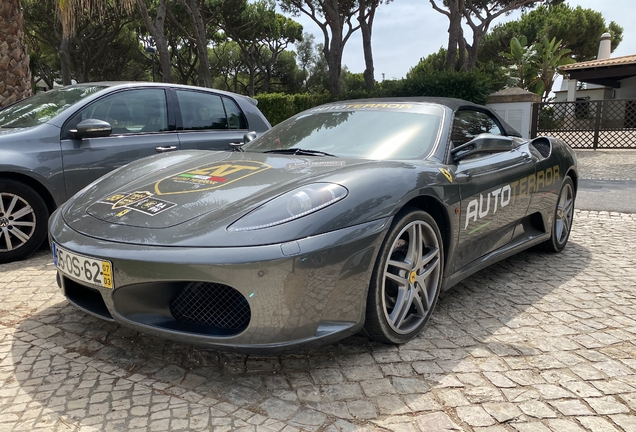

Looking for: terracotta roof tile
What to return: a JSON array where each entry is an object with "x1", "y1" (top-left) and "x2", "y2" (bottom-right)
[{"x1": 561, "y1": 54, "x2": 636, "y2": 71}]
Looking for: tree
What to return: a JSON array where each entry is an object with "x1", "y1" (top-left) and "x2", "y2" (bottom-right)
[
  {"x1": 213, "y1": 0, "x2": 301, "y2": 96},
  {"x1": 479, "y1": 3, "x2": 624, "y2": 67},
  {"x1": 501, "y1": 36, "x2": 539, "y2": 91},
  {"x1": 0, "y1": 0, "x2": 32, "y2": 107},
  {"x1": 500, "y1": 35, "x2": 574, "y2": 101},
  {"x1": 430, "y1": 0, "x2": 560, "y2": 71},
  {"x1": 358, "y1": 0, "x2": 390, "y2": 91},
  {"x1": 532, "y1": 36, "x2": 575, "y2": 100},
  {"x1": 43, "y1": 0, "x2": 135, "y2": 84},
  {"x1": 24, "y1": 0, "x2": 149, "y2": 84},
  {"x1": 280, "y1": 0, "x2": 360, "y2": 95},
  {"x1": 175, "y1": 0, "x2": 213, "y2": 87},
  {"x1": 135, "y1": 0, "x2": 173, "y2": 83}
]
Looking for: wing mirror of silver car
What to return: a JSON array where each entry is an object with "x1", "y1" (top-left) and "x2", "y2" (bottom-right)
[
  {"x1": 71, "y1": 119, "x2": 113, "y2": 139},
  {"x1": 230, "y1": 131, "x2": 258, "y2": 152}
]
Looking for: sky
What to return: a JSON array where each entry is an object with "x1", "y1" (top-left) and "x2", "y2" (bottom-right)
[{"x1": 289, "y1": 0, "x2": 636, "y2": 81}]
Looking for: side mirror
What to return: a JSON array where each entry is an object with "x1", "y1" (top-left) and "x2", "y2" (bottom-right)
[
  {"x1": 72, "y1": 119, "x2": 112, "y2": 139},
  {"x1": 244, "y1": 131, "x2": 257, "y2": 144},
  {"x1": 230, "y1": 131, "x2": 258, "y2": 152},
  {"x1": 451, "y1": 134, "x2": 514, "y2": 161}
]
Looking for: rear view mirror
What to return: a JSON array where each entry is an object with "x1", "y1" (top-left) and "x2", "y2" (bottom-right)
[
  {"x1": 72, "y1": 119, "x2": 112, "y2": 139},
  {"x1": 451, "y1": 134, "x2": 514, "y2": 161}
]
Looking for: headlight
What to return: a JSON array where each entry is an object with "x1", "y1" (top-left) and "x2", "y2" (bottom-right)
[{"x1": 228, "y1": 183, "x2": 348, "y2": 231}]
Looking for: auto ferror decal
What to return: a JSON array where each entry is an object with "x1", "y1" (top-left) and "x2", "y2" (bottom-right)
[
  {"x1": 97, "y1": 192, "x2": 177, "y2": 217},
  {"x1": 464, "y1": 165, "x2": 561, "y2": 230},
  {"x1": 310, "y1": 103, "x2": 414, "y2": 112},
  {"x1": 154, "y1": 161, "x2": 271, "y2": 195}
]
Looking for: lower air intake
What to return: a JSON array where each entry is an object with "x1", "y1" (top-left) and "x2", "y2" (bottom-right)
[{"x1": 170, "y1": 282, "x2": 250, "y2": 332}]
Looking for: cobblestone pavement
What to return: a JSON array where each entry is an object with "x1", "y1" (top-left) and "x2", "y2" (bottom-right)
[
  {"x1": 1, "y1": 154, "x2": 635, "y2": 431},
  {"x1": 575, "y1": 150, "x2": 636, "y2": 180}
]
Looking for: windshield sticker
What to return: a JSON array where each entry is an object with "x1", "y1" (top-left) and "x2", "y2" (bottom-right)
[
  {"x1": 286, "y1": 161, "x2": 346, "y2": 168},
  {"x1": 310, "y1": 103, "x2": 414, "y2": 112},
  {"x1": 96, "y1": 191, "x2": 176, "y2": 217},
  {"x1": 439, "y1": 168, "x2": 453, "y2": 183},
  {"x1": 154, "y1": 161, "x2": 271, "y2": 195}
]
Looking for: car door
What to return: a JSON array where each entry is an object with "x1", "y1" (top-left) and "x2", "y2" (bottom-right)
[
  {"x1": 450, "y1": 109, "x2": 535, "y2": 272},
  {"x1": 60, "y1": 88, "x2": 179, "y2": 198},
  {"x1": 173, "y1": 89, "x2": 248, "y2": 151}
]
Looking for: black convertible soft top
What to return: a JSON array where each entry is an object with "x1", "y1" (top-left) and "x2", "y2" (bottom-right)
[{"x1": 334, "y1": 97, "x2": 522, "y2": 138}]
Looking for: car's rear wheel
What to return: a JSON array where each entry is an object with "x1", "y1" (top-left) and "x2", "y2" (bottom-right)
[
  {"x1": 541, "y1": 176, "x2": 575, "y2": 252},
  {"x1": 0, "y1": 180, "x2": 49, "y2": 264},
  {"x1": 364, "y1": 208, "x2": 443, "y2": 344}
]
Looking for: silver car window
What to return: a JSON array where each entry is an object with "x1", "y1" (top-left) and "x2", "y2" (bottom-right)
[{"x1": 0, "y1": 85, "x2": 106, "y2": 128}]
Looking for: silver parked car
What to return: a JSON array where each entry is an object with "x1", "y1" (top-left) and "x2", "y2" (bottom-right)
[{"x1": 0, "y1": 82, "x2": 271, "y2": 263}]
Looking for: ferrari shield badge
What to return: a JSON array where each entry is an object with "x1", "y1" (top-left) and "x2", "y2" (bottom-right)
[
  {"x1": 154, "y1": 161, "x2": 271, "y2": 195},
  {"x1": 439, "y1": 168, "x2": 453, "y2": 183}
]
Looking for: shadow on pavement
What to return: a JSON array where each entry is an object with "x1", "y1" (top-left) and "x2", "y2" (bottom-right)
[{"x1": 8, "y1": 240, "x2": 593, "y2": 430}]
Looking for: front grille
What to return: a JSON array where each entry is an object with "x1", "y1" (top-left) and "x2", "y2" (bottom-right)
[{"x1": 170, "y1": 282, "x2": 250, "y2": 332}]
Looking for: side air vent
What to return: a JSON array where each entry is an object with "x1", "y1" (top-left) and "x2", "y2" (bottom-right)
[{"x1": 530, "y1": 137, "x2": 552, "y2": 158}]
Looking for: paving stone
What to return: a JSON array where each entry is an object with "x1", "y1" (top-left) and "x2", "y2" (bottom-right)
[
  {"x1": 609, "y1": 414, "x2": 636, "y2": 431},
  {"x1": 549, "y1": 399, "x2": 594, "y2": 416},
  {"x1": 482, "y1": 402, "x2": 523, "y2": 422},
  {"x1": 545, "y1": 418, "x2": 587, "y2": 432},
  {"x1": 414, "y1": 411, "x2": 462, "y2": 431},
  {"x1": 455, "y1": 405, "x2": 496, "y2": 427},
  {"x1": 576, "y1": 416, "x2": 621, "y2": 432},
  {"x1": 584, "y1": 396, "x2": 630, "y2": 414},
  {"x1": 518, "y1": 400, "x2": 557, "y2": 419}
]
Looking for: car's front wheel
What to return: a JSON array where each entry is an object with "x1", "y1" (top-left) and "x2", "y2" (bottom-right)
[
  {"x1": 541, "y1": 176, "x2": 575, "y2": 252},
  {"x1": 364, "y1": 208, "x2": 444, "y2": 344},
  {"x1": 0, "y1": 179, "x2": 49, "y2": 264}
]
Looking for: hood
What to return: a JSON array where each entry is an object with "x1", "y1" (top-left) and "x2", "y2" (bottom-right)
[{"x1": 62, "y1": 150, "x2": 375, "y2": 244}]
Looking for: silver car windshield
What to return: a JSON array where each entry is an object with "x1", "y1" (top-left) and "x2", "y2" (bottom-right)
[
  {"x1": 0, "y1": 85, "x2": 107, "y2": 128},
  {"x1": 245, "y1": 104, "x2": 443, "y2": 160}
]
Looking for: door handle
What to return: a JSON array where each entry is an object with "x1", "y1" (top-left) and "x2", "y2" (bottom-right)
[{"x1": 155, "y1": 146, "x2": 177, "y2": 153}]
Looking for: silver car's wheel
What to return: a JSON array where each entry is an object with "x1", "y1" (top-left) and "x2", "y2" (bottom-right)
[
  {"x1": 541, "y1": 176, "x2": 575, "y2": 253},
  {"x1": 0, "y1": 180, "x2": 49, "y2": 264},
  {"x1": 365, "y1": 209, "x2": 443, "y2": 344},
  {"x1": 0, "y1": 193, "x2": 36, "y2": 252}
]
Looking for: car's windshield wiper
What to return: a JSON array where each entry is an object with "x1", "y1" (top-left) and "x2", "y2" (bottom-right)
[{"x1": 263, "y1": 148, "x2": 336, "y2": 157}]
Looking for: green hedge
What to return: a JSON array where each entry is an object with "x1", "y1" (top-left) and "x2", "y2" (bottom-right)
[
  {"x1": 255, "y1": 70, "x2": 497, "y2": 125},
  {"x1": 254, "y1": 93, "x2": 332, "y2": 126}
]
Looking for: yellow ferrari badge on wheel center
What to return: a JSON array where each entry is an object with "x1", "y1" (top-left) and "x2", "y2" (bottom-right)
[{"x1": 409, "y1": 271, "x2": 417, "y2": 283}]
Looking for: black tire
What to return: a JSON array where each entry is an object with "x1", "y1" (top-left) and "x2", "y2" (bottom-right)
[
  {"x1": 0, "y1": 179, "x2": 49, "y2": 264},
  {"x1": 364, "y1": 208, "x2": 444, "y2": 344},
  {"x1": 541, "y1": 176, "x2": 575, "y2": 253}
]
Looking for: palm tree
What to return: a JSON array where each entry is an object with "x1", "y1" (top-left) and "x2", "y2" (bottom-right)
[
  {"x1": 53, "y1": 0, "x2": 135, "y2": 84},
  {"x1": 0, "y1": 0, "x2": 32, "y2": 107}
]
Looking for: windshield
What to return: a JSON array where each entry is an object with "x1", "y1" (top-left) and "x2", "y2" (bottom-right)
[
  {"x1": 0, "y1": 85, "x2": 107, "y2": 128},
  {"x1": 245, "y1": 103, "x2": 444, "y2": 160}
]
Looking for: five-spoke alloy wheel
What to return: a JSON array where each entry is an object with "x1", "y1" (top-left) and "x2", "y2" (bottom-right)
[
  {"x1": 542, "y1": 176, "x2": 575, "y2": 252},
  {"x1": 365, "y1": 208, "x2": 443, "y2": 344}
]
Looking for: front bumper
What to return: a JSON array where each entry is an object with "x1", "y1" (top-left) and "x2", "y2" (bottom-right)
[{"x1": 49, "y1": 210, "x2": 390, "y2": 353}]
